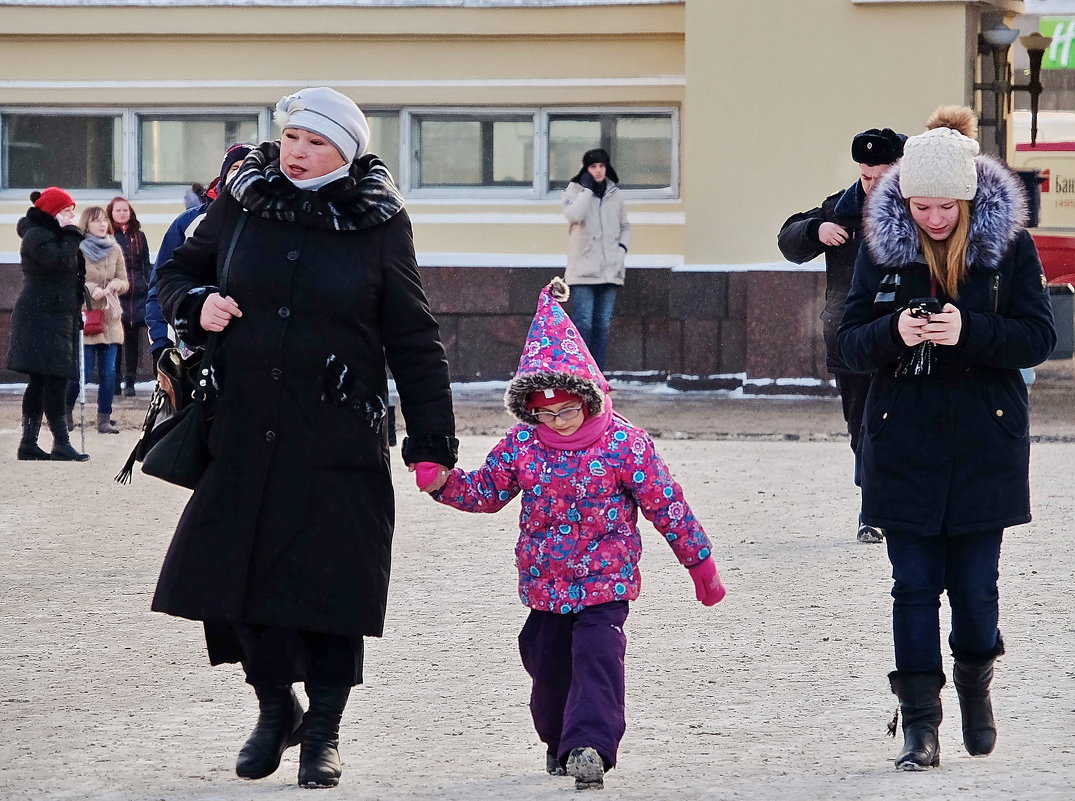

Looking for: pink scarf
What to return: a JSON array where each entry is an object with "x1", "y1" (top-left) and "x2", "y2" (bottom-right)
[{"x1": 535, "y1": 396, "x2": 616, "y2": 451}]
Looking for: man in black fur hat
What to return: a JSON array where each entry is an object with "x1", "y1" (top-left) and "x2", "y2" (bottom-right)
[{"x1": 777, "y1": 127, "x2": 905, "y2": 544}]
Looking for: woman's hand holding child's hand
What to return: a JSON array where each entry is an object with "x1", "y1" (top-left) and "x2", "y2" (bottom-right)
[
  {"x1": 689, "y1": 557, "x2": 726, "y2": 606},
  {"x1": 411, "y1": 462, "x2": 449, "y2": 493}
]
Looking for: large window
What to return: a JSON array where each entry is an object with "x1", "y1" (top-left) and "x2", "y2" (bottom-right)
[
  {"x1": 1, "y1": 113, "x2": 122, "y2": 191},
  {"x1": 548, "y1": 113, "x2": 674, "y2": 191},
  {"x1": 403, "y1": 106, "x2": 678, "y2": 198},
  {"x1": 139, "y1": 114, "x2": 259, "y2": 186},
  {"x1": 366, "y1": 112, "x2": 401, "y2": 181},
  {"x1": 0, "y1": 107, "x2": 270, "y2": 197},
  {"x1": 414, "y1": 114, "x2": 533, "y2": 189}
]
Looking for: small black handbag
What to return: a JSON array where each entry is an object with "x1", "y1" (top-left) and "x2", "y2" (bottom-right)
[{"x1": 114, "y1": 211, "x2": 247, "y2": 488}]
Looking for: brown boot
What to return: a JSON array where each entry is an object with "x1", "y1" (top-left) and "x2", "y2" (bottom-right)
[{"x1": 97, "y1": 413, "x2": 119, "y2": 434}]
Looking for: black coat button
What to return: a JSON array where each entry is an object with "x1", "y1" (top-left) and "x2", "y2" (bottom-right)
[
  {"x1": 278, "y1": 307, "x2": 290, "y2": 319},
  {"x1": 270, "y1": 368, "x2": 282, "y2": 380},
  {"x1": 265, "y1": 430, "x2": 276, "y2": 443},
  {"x1": 287, "y1": 250, "x2": 300, "y2": 261}
]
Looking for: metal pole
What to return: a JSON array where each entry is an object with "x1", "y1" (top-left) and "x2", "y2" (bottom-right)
[{"x1": 78, "y1": 324, "x2": 86, "y2": 454}]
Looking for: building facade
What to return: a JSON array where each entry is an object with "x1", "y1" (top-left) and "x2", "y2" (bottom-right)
[{"x1": 0, "y1": 0, "x2": 1025, "y2": 386}]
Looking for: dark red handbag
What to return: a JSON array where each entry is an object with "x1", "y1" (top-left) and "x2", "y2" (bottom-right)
[{"x1": 82, "y1": 308, "x2": 105, "y2": 336}]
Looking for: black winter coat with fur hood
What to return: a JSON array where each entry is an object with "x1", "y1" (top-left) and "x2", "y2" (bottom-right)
[
  {"x1": 837, "y1": 157, "x2": 1055, "y2": 537},
  {"x1": 152, "y1": 145, "x2": 457, "y2": 641}
]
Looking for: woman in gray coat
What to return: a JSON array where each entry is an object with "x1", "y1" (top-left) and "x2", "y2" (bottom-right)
[{"x1": 561, "y1": 149, "x2": 631, "y2": 370}]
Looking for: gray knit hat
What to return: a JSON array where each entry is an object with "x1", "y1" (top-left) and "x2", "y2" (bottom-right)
[
  {"x1": 273, "y1": 87, "x2": 370, "y2": 162},
  {"x1": 899, "y1": 126, "x2": 980, "y2": 201}
]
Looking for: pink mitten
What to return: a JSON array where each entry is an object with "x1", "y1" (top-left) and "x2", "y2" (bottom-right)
[
  {"x1": 689, "y1": 557, "x2": 726, "y2": 606},
  {"x1": 415, "y1": 462, "x2": 446, "y2": 492}
]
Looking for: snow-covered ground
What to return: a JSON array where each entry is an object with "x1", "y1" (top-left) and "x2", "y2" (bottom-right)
[{"x1": 1, "y1": 420, "x2": 1073, "y2": 800}]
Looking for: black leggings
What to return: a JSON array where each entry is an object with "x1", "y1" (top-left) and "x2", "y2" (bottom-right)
[
  {"x1": 22, "y1": 373, "x2": 67, "y2": 422},
  {"x1": 122, "y1": 322, "x2": 145, "y2": 381}
]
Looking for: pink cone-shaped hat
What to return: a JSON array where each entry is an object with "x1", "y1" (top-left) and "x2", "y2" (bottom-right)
[{"x1": 504, "y1": 277, "x2": 609, "y2": 424}]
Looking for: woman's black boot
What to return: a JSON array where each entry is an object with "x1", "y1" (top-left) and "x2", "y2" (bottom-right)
[
  {"x1": 46, "y1": 415, "x2": 89, "y2": 461},
  {"x1": 953, "y1": 658, "x2": 997, "y2": 755},
  {"x1": 17, "y1": 415, "x2": 50, "y2": 461},
  {"x1": 889, "y1": 671, "x2": 945, "y2": 770},
  {"x1": 298, "y1": 684, "x2": 350, "y2": 788},
  {"x1": 236, "y1": 685, "x2": 305, "y2": 780}
]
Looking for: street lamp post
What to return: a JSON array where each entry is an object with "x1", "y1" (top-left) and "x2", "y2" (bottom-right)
[{"x1": 974, "y1": 23, "x2": 1053, "y2": 159}]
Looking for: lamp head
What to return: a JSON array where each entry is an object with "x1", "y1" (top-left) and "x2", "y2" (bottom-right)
[
  {"x1": 1019, "y1": 32, "x2": 1053, "y2": 54},
  {"x1": 983, "y1": 23, "x2": 1020, "y2": 48}
]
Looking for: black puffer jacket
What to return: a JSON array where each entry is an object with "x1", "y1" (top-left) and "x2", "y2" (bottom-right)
[
  {"x1": 152, "y1": 145, "x2": 457, "y2": 639},
  {"x1": 837, "y1": 158, "x2": 1056, "y2": 537},
  {"x1": 7, "y1": 206, "x2": 84, "y2": 378},
  {"x1": 778, "y1": 180, "x2": 868, "y2": 373}
]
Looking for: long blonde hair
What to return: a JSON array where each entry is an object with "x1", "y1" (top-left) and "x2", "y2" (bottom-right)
[{"x1": 912, "y1": 199, "x2": 971, "y2": 299}]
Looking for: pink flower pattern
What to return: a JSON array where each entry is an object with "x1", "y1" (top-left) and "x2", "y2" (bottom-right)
[{"x1": 432, "y1": 418, "x2": 713, "y2": 614}]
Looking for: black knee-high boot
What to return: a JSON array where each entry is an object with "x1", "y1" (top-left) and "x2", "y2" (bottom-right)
[
  {"x1": 889, "y1": 671, "x2": 945, "y2": 770},
  {"x1": 298, "y1": 684, "x2": 350, "y2": 788},
  {"x1": 236, "y1": 685, "x2": 305, "y2": 780},
  {"x1": 17, "y1": 415, "x2": 50, "y2": 461},
  {"x1": 953, "y1": 658, "x2": 997, "y2": 756},
  {"x1": 46, "y1": 413, "x2": 89, "y2": 461}
]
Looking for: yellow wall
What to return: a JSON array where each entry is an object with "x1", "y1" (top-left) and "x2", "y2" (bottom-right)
[
  {"x1": 0, "y1": 1, "x2": 1000, "y2": 268},
  {"x1": 684, "y1": 0, "x2": 981, "y2": 267},
  {"x1": 0, "y1": 3, "x2": 685, "y2": 258}
]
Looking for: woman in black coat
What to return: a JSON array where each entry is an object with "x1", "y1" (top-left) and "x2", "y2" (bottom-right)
[
  {"x1": 107, "y1": 196, "x2": 151, "y2": 397},
  {"x1": 153, "y1": 87, "x2": 457, "y2": 789},
  {"x1": 8, "y1": 187, "x2": 90, "y2": 462},
  {"x1": 838, "y1": 107, "x2": 1055, "y2": 771}
]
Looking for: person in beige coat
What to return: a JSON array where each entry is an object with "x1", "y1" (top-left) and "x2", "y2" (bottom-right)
[
  {"x1": 67, "y1": 206, "x2": 128, "y2": 434},
  {"x1": 561, "y1": 148, "x2": 631, "y2": 370}
]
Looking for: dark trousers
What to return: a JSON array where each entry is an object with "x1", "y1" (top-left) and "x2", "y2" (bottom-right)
[
  {"x1": 23, "y1": 373, "x2": 67, "y2": 423},
  {"x1": 570, "y1": 283, "x2": 619, "y2": 371},
  {"x1": 886, "y1": 529, "x2": 1004, "y2": 673},
  {"x1": 834, "y1": 371, "x2": 871, "y2": 454},
  {"x1": 203, "y1": 622, "x2": 363, "y2": 688},
  {"x1": 120, "y1": 322, "x2": 145, "y2": 386},
  {"x1": 518, "y1": 601, "x2": 628, "y2": 768}
]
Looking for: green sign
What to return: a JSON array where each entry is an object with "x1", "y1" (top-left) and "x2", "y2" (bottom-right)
[{"x1": 1042, "y1": 18, "x2": 1075, "y2": 69}]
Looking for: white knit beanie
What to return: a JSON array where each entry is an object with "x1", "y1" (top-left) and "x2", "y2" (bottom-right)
[
  {"x1": 273, "y1": 87, "x2": 370, "y2": 162},
  {"x1": 899, "y1": 126, "x2": 979, "y2": 200}
]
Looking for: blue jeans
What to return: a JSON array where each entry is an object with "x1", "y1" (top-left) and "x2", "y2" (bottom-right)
[
  {"x1": 569, "y1": 284, "x2": 618, "y2": 371},
  {"x1": 886, "y1": 529, "x2": 1004, "y2": 673},
  {"x1": 67, "y1": 344, "x2": 118, "y2": 416}
]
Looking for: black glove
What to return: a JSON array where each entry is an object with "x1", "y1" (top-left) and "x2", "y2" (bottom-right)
[{"x1": 577, "y1": 171, "x2": 597, "y2": 191}]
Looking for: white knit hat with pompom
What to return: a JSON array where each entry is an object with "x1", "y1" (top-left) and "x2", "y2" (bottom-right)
[{"x1": 899, "y1": 126, "x2": 980, "y2": 201}]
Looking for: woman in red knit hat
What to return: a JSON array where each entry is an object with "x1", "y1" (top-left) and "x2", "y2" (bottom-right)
[{"x1": 8, "y1": 187, "x2": 90, "y2": 461}]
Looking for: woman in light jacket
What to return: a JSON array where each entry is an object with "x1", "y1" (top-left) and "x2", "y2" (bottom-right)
[
  {"x1": 71, "y1": 205, "x2": 128, "y2": 434},
  {"x1": 838, "y1": 106, "x2": 1055, "y2": 771},
  {"x1": 561, "y1": 148, "x2": 630, "y2": 370}
]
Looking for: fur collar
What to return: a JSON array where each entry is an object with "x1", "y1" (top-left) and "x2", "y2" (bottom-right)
[
  {"x1": 17, "y1": 205, "x2": 61, "y2": 237},
  {"x1": 228, "y1": 140, "x2": 404, "y2": 231},
  {"x1": 864, "y1": 155, "x2": 1027, "y2": 271}
]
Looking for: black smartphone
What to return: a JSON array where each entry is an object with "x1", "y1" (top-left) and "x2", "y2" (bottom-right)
[{"x1": 908, "y1": 297, "x2": 943, "y2": 318}]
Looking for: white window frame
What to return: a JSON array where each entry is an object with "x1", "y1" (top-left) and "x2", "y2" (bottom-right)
[
  {"x1": 400, "y1": 105, "x2": 679, "y2": 200},
  {"x1": 0, "y1": 105, "x2": 272, "y2": 200},
  {"x1": 541, "y1": 106, "x2": 680, "y2": 200},
  {"x1": 403, "y1": 107, "x2": 542, "y2": 201}
]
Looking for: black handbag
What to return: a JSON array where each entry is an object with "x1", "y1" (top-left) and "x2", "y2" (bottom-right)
[{"x1": 114, "y1": 211, "x2": 247, "y2": 488}]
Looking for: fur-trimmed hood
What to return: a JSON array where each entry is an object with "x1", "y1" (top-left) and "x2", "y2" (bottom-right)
[
  {"x1": 864, "y1": 155, "x2": 1027, "y2": 271},
  {"x1": 504, "y1": 277, "x2": 609, "y2": 424}
]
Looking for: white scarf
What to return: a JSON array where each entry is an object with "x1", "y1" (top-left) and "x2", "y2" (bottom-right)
[{"x1": 287, "y1": 162, "x2": 352, "y2": 191}]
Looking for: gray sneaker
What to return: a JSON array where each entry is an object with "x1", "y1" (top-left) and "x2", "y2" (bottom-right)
[
  {"x1": 566, "y1": 747, "x2": 605, "y2": 791},
  {"x1": 857, "y1": 524, "x2": 885, "y2": 544}
]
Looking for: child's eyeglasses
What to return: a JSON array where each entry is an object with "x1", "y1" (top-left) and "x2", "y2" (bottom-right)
[{"x1": 532, "y1": 405, "x2": 583, "y2": 423}]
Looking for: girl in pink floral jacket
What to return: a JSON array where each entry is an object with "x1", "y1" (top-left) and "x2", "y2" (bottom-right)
[{"x1": 415, "y1": 278, "x2": 725, "y2": 791}]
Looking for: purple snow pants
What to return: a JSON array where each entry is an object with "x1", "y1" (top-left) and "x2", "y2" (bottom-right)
[{"x1": 518, "y1": 601, "x2": 629, "y2": 769}]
